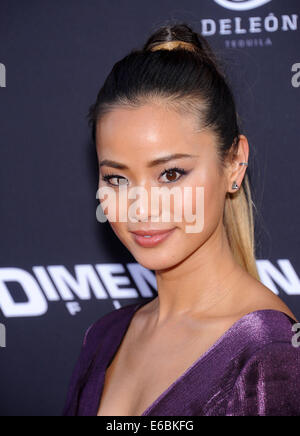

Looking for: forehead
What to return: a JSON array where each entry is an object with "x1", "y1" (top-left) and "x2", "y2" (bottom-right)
[{"x1": 96, "y1": 103, "x2": 215, "y2": 159}]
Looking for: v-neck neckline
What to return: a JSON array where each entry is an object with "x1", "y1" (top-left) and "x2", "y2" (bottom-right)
[{"x1": 95, "y1": 298, "x2": 295, "y2": 417}]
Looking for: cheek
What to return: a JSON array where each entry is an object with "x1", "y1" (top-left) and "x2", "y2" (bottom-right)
[
  {"x1": 109, "y1": 221, "x2": 121, "y2": 236},
  {"x1": 182, "y1": 166, "x2": 225, "y2": 234},
  {"x1": 108, "y1": 220, "x2": 129, "y2": 248},
  {"x1": 97, "y1": 188, "x2": 124, "y2": 239},
  {"x1": 202, "y1": 169, "x2": 226, "y2": 231},
  {"x1": 98, "y1": 184, "x2": 128, "y2": 223}
]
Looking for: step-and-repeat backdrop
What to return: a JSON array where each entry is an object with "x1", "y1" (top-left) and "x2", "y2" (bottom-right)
[{"x1": 0, "y1": 0, "x2": 299, "y2": 416}]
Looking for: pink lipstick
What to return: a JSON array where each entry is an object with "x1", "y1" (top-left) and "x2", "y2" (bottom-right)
[{"x1": 130, "y1": 228, "x2": 176, "y2": 248}]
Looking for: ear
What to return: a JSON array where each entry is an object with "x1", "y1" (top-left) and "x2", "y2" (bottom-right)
[{"x1": 225, "y1": 135, "x2": 249, "y2": 193}]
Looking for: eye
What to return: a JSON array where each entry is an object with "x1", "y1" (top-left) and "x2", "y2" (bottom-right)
[
  {"x1": 101, "y1": 174, "x2": 129, "y2": 186},
  {"x1": 159, "y1": 167, "x2": 188, "y2": 184},
  {"x1": 101, "y1": 167, "x2": 188, "y2": 187}
]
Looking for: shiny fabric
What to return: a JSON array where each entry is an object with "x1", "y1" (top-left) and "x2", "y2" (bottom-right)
[{"x1": 63, "y1": 297, "x2": 300, "y2": 416}]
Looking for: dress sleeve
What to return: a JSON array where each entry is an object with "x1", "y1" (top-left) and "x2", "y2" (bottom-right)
[
  {"x1": 61, "y1": 325, "x2": 93, "y2": 416},
  {"x1": 226, "y1": 341, "x2": 300, "y2": 416}
]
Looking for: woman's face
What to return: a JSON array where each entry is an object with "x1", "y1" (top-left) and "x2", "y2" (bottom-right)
[{"x1": 96, "y1": 102, "x2": 229, "y2": 271}]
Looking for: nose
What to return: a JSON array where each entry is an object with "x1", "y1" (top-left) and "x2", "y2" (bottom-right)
[{"x1": 128, "y1": 183, "x2": 160, "y2": 224}]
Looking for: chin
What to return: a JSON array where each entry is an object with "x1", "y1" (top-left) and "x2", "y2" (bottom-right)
[
  {"x1": 129, "y1": 248, "x2": 186, "y2": 272},
  {"x1": 122, "y1": 227, "x2": 205, "y2": 271},
  {"x1": 133, "y1": 256, "x2": 179, "y2": 272}
]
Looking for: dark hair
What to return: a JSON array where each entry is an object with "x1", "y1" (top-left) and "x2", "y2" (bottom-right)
[
  {"x1": 88, "y1": 23, "x2": 239, "y2": 158},
  {"x1": 88, "y1": 22, "x2": 260, "y2": 280}
]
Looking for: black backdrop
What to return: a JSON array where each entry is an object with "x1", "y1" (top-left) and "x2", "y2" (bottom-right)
[{"x1": 0, "y1": 0, "x2": 299, "y2": 416}]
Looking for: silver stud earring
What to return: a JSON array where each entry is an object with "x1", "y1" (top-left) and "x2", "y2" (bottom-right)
[{"x1": 230, "y1": 163, "x2": 247, "y2": 191}]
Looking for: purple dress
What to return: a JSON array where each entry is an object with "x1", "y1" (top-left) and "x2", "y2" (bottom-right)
[{"x1": 62, "y1": 297, "x2": 300, "y2": 416}]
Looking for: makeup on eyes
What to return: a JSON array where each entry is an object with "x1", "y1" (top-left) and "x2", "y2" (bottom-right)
[{"x1": 101, "y1": 167, "x2": 190, "y2": 187}]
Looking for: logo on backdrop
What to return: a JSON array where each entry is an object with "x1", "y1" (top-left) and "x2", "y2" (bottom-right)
[
  {"x1": 205, "y1": 1, "x2": 298, "y2": 49},
  {"x1": 0, "y1": 259, "x2": 299, "y2": 318},
  {"x1": 214, "y1": 0, "x2": 272, "y2": 11}
]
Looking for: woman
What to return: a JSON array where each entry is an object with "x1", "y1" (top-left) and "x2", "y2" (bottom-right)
[{"x1": 63, "y1": 23, "x2": 300, "y2": 416}]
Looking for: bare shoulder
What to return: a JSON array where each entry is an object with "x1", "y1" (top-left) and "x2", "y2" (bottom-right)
[{"x1": 236, "y1": 274, "x2": 297, "y2": 322}]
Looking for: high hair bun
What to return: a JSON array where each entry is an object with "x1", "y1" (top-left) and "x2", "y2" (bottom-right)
[
  {"x1": 147, "y1": 40, "x2": 197, "y2": 53},
  {"x1": 143, "y1": 23, "x2": 224, "y2": 77}
]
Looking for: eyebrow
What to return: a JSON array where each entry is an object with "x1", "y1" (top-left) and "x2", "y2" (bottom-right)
[{"x1": 99, "y1": 153, "x2": 198, "y2": 170}]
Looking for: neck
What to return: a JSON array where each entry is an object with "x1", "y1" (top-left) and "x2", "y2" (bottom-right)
[{"x1": 153, "y1": 220, "x2": 245, "y2": 325}]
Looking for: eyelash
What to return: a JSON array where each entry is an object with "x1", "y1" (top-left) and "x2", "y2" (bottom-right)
[{"x1": 101, "y1": 167, "x2": 188, "y2": 186}]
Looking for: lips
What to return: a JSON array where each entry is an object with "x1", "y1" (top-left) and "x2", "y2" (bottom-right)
[
  {"x1": 130, "y1": 229, "x2": 175, "y2": 236},
  {"x1": 130, "y1": 228, "x2": 176, "y2": 248}
]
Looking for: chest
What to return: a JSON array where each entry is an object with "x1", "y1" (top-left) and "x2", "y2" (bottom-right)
[{"x1": 96, "y1": 324, "x2": 228, "y2": 416}]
